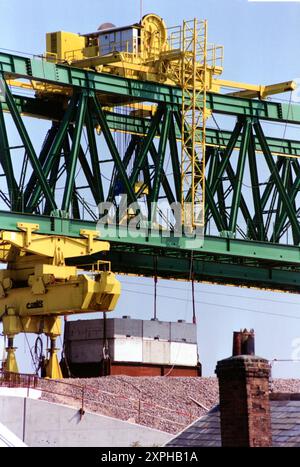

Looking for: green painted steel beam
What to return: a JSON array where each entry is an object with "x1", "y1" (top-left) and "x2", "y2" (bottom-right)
[
  {"x1": 229, "y1": 120, "x2": 251, "y2": 232},
  {"x1": 273, "y1": 164, "x2": 300, "y2": 242},
  {"x1": 92, "y1": 95, "x2": 138, "y2": 205},
  {"x1": 0, "y1": 102, "x2": 20, "y2": 209},
  {"x1": 106, "y1": 112, "x2": 300, "y2": 157},
  {"x1": 248, "y1": 128, "x2": 266, "y2": 241},
  {"x1": 168, "y1": 116, "x2": 181, "y2": 202},
  {"x1": 1, "y1": 210, "x2": 300, "y2": 267},
  {"x1": 23, "y1": 124, "x2": 59, "y2": 206},
  {"x1": 105, "y1": 250, "x2": 300, "y2": 293},
  {"x1": 149, "y1": 142, "x2": 176, "y2": 205},
  {"x1": 85, "y1": 103, "x2": 104, "y2": 204},
  {"x1": 150, "y1": 107, "x2": 171, "y2": 207},
  {"x1": 0, "y1": 209, "x2": 299, "y2": 291},
  {"x1": 0, "y1": 76, "x2": 57, "y2": 212},
  {"x1": 4, "y1": 93, "x2": 300, "y2": 158},
  {"x1": 61, "y1": 93, "x2": 87, "y2": 212},
  {"x1": 207, "y1": 119, "x2": 244, "y2": 216},
  {"x1": 205, "y1": 127, "x2": 300, "y2": 157},
  {"x1": 254, "y1": 120, "x2": 300, "y2": 242},
  {"x1": 205, "y1": 149, "x2": 228, "y2": 231},
  {"x1": 26, "y1": 94, "x2": 77, "y2": 212},
  {"x1": 1, "y1": 51, "x2": 300, "y2": 124},
  {"x1": 130, "y1": 106, "x2": 164, "y2": 186},
  {"x1": 205, "y1": 182, "x2": 226, "y2": 232},
  {"x1": 107, "y1": 137, "x2": 138, "y2": 203}
]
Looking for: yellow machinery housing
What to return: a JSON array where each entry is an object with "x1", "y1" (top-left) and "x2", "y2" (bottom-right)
[
  {"x1": 45, "y1": 13, "x2": 223, "y2": 89},
  {"x1": 44, "y1": 13, "x2": 295, "y2": 97},
  {"x1": 0, "y1": 223, "x2": 121, "y2": 379}
]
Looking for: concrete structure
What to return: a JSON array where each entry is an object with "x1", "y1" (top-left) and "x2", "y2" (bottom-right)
[
  {"x1": 0, "y1": 421, "x2": 27, "y2": 447},
  {"x1": 64, "y1": 317, "x2": 200, "y2": 377},
  {"x1": 0, "y1": 395, "x2": 172, "y2": 447},
  {"x1": 0, "y1": 387, "x2": 41, "y2": 399}
]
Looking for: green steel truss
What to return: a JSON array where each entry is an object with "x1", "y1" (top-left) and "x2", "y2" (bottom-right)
[{"x1": 1, "y1": 51, "x2": 300, "y2": 291}]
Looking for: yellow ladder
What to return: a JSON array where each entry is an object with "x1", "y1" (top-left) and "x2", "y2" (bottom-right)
[{"x1": 181, "y1": 19, "x2": 208, "y2": 229}]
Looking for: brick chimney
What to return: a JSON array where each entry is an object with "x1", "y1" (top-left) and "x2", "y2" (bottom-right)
[{"x1": 215, "y1": 330, "x2": 272, "y2": 447}]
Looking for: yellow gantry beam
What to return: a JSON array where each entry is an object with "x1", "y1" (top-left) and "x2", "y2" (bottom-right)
[
  {"x1": 214, "y1": 79, "x2": 297, "y2": 99},
  {"x1": 6, "y1": 77, "x2": 297, "y2": 101},
  {"x1": 0, "y1": 223, "x2": 109, "y2": 261}
]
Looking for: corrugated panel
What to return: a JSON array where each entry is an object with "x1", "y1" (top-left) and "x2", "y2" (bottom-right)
[
  {"x1": 170, "y1": 343, "x2": 198, "y2": 366},
  {"x1": 113, "y1": 337, "x2": 143, "y2": 362},
  {"x1": 143, "y1": 340, "x2": 170, "y2": 365},
  {"x1": 143, "y1": 321, "x2": 170, "y2": 340},
  {"x1": 170, "y1": 322, "x2": 197, "y2": 344}
]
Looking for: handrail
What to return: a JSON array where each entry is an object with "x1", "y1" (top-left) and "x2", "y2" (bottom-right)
[{"x1": 0, "y1": 369, "x2": 201, "y2": 433}]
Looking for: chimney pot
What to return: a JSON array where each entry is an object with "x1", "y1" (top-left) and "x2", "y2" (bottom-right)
[{"x1": 232, "y1": 329, "x2": 255, "y2": 356}]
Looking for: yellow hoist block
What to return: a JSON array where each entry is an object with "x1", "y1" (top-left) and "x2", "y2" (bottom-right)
[{"x1": 0, "y1": 223, "x2": 121, "y2": 379}]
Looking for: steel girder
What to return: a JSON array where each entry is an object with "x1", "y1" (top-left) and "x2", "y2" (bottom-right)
[
  {"x1": 0, "y1": 210, "x2": 300, "y2": 292},
  {"x1": 1, "y1": 91, "x2": 300, "y2": 240},
  {"x1": 1, "y1": 50, "x2": 300, "y2": 123},
  {"x1": 1, "y1": 52, "x2": 300, "y2": 291},
  {"x1": 3, "y1": 93, "x2": 300, "y2": 158}
]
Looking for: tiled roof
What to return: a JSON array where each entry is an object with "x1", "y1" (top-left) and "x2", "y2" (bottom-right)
[
  {"x1": 272, "y1": 399, "x2": 300, "y2": 447},
  {"x1": 166, "y1": 396, "x2": 300, "y2": 447}
]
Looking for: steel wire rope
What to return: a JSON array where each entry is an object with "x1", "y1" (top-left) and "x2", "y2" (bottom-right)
[
  {"x1": 163, "y1": 251, "x2": 195, "y2": 377},
  {"x1": 121, "y1": 287, "x2": 300, "y2": 320},
  {"x1": 120, "y1": 278, "x2": 300, "y2": 306}
]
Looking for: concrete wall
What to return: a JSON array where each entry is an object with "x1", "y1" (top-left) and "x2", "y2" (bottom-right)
[
  {"x1": 0, "y1": 396, "x2": 172, "y2": 447},
  {"x1": 0, "y1": 388, "x2": 41, "y2": 399},
  {"x1": 0, "y1": 421, "x2": 27, "y2": 447}
]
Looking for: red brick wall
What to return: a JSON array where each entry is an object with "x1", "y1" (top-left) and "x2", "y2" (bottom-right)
[{"x1": 215, "y1": 356, "x2": 271, "y2": 447}]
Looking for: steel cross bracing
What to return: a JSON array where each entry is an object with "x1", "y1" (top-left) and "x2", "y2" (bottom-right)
[{"x1": 1, "y1": 51, "x2": 300, "y2": 292}]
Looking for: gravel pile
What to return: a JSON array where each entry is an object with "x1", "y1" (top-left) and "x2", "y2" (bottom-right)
[
  {"x1": 271, "y1": 379, "x2": 300, "y2": 393},
  {"x1": 39, "y1": 376, "x2": 300, "y2": 434}
]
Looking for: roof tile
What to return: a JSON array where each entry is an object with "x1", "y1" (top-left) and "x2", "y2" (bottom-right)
[{"x1": 166, "y1": 399, "x2": 300, "y2": 447}]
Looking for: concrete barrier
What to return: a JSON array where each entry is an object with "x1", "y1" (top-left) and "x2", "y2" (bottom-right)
[{"x1": 0, "y1": 396, "x2": 172, "y2": 447}]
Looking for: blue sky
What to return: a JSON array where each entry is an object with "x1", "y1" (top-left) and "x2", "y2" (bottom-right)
[{"x1": 1, "y1": 0, "x2": 300, "y2": 378}]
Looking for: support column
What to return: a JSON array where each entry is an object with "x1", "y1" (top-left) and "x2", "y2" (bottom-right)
[
  {"x1": 46, "y1": 337, "x2": 63, "y2": 380},
  {"x1": 5, "y1": 337, "x2": 19, "y2": 373}
]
